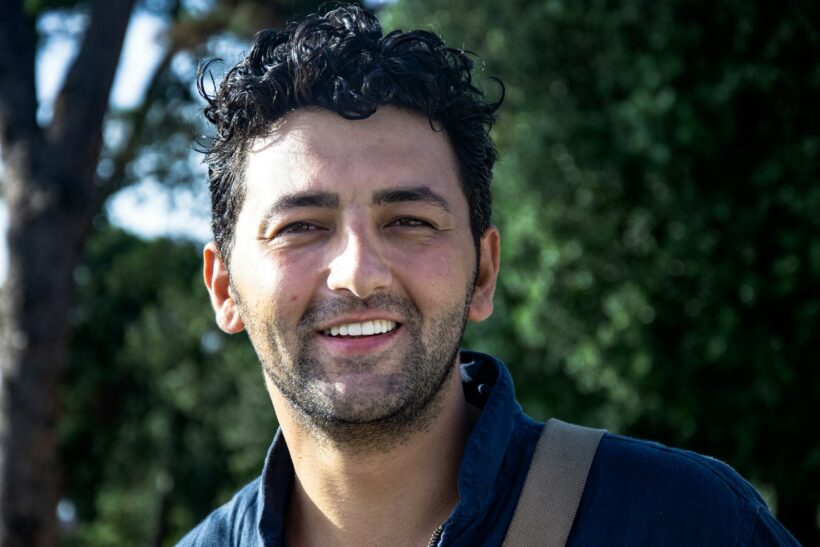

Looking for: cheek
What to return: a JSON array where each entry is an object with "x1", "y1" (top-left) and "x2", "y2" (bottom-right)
[
  {"x1": 233, "y1": 249, "x2": 319, "y2": 317},
  {"x1": 271, "y1": 258, "x2": 322, "y2": 310},
  {"x1": 389, "y1": 240, "x2": 476, "y2": 305}
]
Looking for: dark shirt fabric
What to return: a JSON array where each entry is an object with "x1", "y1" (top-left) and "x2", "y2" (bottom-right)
[{"x1": 177, "y1": 351, "x2": 799, "y2": 546}]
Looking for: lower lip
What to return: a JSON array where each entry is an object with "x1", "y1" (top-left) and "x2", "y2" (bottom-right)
[{"x1": 317, "y1": 327, "x2": 401, "y2": 355}]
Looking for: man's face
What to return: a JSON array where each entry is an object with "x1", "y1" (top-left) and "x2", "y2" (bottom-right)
[{"x1": 205, "y1": 107, "x2": 498, "y2": 440}]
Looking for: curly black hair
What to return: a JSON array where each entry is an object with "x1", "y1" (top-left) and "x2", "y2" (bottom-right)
[{"x1": 197, "y1": 4, "x2": 503, "y2": 264}]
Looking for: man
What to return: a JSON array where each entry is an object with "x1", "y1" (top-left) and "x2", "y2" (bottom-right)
[{"x1": 180, "y1": 5, "x2": 799, "y2": 546}]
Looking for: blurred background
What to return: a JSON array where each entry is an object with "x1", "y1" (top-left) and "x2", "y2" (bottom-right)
[{"x1": 0, "y1": 0, "x2": 817, "y2": 545}]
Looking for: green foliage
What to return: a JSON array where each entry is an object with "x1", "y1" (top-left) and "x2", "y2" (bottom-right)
[
  {"x1": 60, "y1": 227, "x2": 274, "y2": 546},
  {"x1": 385, "y1": 0, "x2": 819, "y2": 542}
]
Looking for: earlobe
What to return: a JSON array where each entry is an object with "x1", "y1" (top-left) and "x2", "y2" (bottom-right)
[
  {"x1": 468, "y1": 226, "x2": 501, "y2": 322},
  {"x1": 203, "y1": 241, "x2": 245, "y2": 334}
]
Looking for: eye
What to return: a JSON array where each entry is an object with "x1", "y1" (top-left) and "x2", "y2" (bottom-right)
[
  {"x1": 276, "y1": 221, "x2": 324, "y2": 237},
  {"x1": 386, "y1": 217, "x2": 434, "y2": 229}
]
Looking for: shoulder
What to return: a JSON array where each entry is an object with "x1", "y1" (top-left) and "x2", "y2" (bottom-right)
[
  {"x1": 175, "y1": 478, "x2": 263, "y2": 547},
  {"x1": 593, "y1": 433, "x2": 765, "y2": 505},
  {"x1": 567, "y1": 433, "x2": 799, "y2": 546}
]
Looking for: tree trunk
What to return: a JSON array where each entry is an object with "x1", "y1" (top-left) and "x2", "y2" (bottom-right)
[
  {"x1": 0, "y1": 0, "x2": 135, "y2": 545},
  {"x1": 0, "y1": 143, "x2": 89, "y2": 547}
]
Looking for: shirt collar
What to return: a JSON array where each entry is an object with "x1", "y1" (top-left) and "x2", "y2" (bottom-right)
[
  {"x1": 256, "y1": 429, "x2": 292, "y2": 545},
  {"x1": 452, "y1": 351, "x2": 523, "y2": 522}
]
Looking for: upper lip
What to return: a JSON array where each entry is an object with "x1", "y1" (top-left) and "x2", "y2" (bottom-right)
[{"x1": 316, "y1": 313, "x2": 404, "y2": 332}]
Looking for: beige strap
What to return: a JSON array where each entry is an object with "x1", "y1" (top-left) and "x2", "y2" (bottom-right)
[{"x1": 502, "y1": 418, "x2": 605, "y2": 547}]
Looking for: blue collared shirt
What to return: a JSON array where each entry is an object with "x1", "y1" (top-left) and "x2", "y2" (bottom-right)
[{"x1": 177, "y1": 351, "x2": 799, "y2": 546}]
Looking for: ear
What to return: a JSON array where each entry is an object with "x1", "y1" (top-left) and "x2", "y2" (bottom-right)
[
  {"x1": 203, "y1": 241, "x2": 245, "y2": 334},
  {"x1": 468, "y1": 226, "x2": 501, "y2": 322}
]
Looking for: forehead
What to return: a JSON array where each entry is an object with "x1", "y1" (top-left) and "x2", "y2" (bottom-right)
[{"x1": 241, "y1": 106, "x2": 464, "y2": 206}]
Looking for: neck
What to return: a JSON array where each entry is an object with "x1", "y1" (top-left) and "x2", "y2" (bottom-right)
[{"x1": 269, "y1": 369, "x2": 472, "y2": 547}]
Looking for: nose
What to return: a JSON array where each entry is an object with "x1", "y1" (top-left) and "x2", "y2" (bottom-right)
[{"x1": 326, "y1": 224, "x2": 392, "y2": 299}]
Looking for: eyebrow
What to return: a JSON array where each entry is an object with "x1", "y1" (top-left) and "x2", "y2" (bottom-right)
[
  {"x1": 265, "y1": 192, "x2": 339, "y2": 217},
  {"x1": 258, "y1": 191, "x2": 340, "y2": 229},
  {"x1": 372, "y1": 186, "x2": 451, "y2": 213},
  {"x1": 271, "y1": 191, "x2": 340, "y2": 212},
  {"x1": 257, "y1": 186, "x2": 451, "y2": 232}
]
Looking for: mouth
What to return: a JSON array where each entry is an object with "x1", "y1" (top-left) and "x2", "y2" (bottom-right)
[{"x1": 321, "y1": 319, "x2": 399, "y2": 337}]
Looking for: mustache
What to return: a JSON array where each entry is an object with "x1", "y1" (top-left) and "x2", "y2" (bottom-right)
[{"x1": 299, "y1": 293, "x2": 420, "y2": 328}]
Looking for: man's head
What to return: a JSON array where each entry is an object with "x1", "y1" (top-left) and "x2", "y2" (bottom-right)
[
  {"x1": 200, "y1": 5, "x2": 502, "y2": 449},
  {"x1": 198, "y1": 4, "x2": 502, "y2": 266}
]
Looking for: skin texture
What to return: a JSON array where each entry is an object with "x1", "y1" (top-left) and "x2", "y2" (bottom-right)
[{"x1": 204, "y1": 106, "x2": 500, "y2": 546}]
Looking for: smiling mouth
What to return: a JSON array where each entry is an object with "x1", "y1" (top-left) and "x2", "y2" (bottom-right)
[{"x1": 322, "y1": 320, "x2": 399, "y2": 337}]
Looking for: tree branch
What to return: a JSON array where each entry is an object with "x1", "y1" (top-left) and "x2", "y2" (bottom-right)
[
  {"x1": 93, "y1": 44, "x2": 178, "y2": 211},
  {"x1": 92, "y1": 0, "x2": 306, "y2": 211},
  {"x1": 47, "y1": 0, "x2": 136, "y2": 192}
]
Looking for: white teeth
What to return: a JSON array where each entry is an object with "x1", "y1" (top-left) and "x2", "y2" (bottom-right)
[{"x1": 323, "y1": 320, "x2": 398, "y2": 337}]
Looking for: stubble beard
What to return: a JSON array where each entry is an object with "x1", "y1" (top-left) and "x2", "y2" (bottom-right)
[{"x1": 242, "y1": 291, "x2": 472, "y2": 453}]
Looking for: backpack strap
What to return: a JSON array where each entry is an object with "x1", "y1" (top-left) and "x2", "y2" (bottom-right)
[{"x1": 502, "y1": 418, "x2": 605, "y2": 547}]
